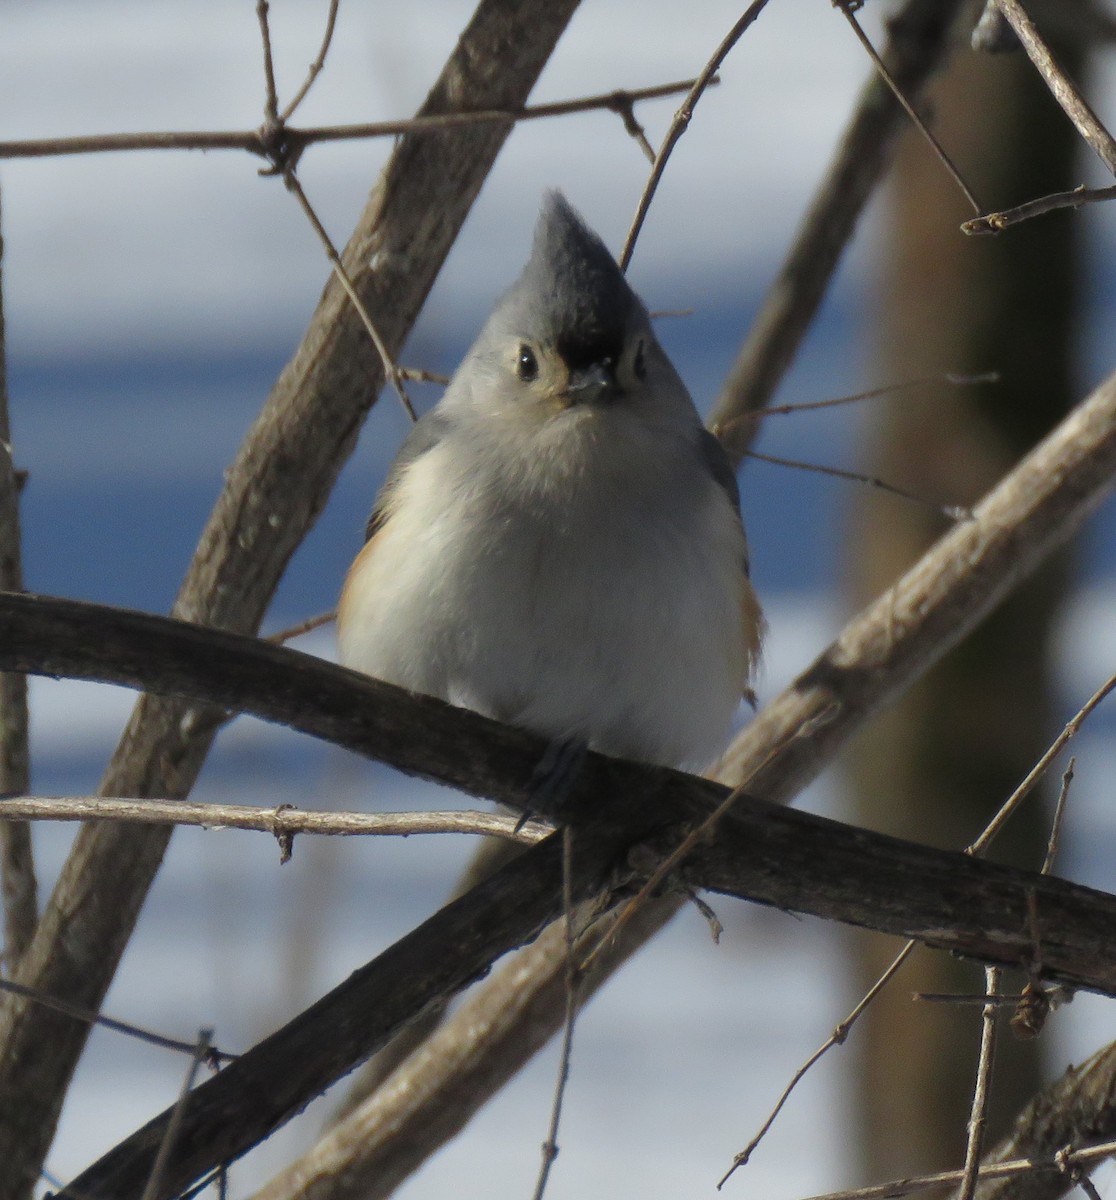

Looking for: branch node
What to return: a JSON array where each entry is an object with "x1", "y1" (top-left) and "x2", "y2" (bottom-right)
[{"x1": 272, "y1": 803, "x2": 297, "y2": 864}]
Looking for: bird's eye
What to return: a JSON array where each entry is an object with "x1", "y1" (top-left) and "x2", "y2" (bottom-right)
[
  {"x1": 516, "y1": 345, "x2": 539, "y2": 382},
  {"x1": 633, "y1": 340, "x2": 647, "y2": 381}
]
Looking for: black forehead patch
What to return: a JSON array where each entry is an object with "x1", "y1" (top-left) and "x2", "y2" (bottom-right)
[
  {"x1": 513, "y1": 192, "x2": 640, "y2": 351},
  {"x1": 556, "y1": 330, "x2": 624, "y2": 371}
]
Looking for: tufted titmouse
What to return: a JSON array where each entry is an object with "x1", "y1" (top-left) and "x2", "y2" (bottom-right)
[{"x1": 338, "y1": 192, "x2": 762, "y2": 773}]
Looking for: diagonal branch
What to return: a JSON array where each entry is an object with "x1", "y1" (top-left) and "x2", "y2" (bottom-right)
[
  {"x1": 993, "y1": 0, "x2": 1116, "y2": 177},
  {"x1": 0, "y1": 3, "x2": 583, "y2": 1197}
]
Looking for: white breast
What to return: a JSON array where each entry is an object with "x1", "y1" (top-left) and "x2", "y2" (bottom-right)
[{"x1": 338, "y1": 412, "x2": 754, "y2": 769}]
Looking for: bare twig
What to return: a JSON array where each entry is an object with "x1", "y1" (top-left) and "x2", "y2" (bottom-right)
[
  {"x1": 958, "y1": 966, "x2": 1002, "y2": 1200},
  {"x1": 281, "y1": 169, "x2": 418, "y2": 422},
  {"x1": 619, "y1": 0, "x2": 773, "y2": 270},
  {"x1": 0, "y1": 978, "x2": 231, "y2": 1064},
  {"x1": 141, "y1": 1030, "x2": 213, "y2": 1200},
  {"x1": 0, "y1": 795, "x2": 550, "y2": 843},
  {"x1": 993, "y1": 0, "x2": 1116, "y2": 176},
  {"x1": 718, "y1": 940, "x2": 918, "y2": 1187},
  {"x1": 969, "y1": 674, "x2": 1116, "y2": 855},
  {"x1": 0, "y1": 186, "x2": 36, "y2": 974},
  {"x1": 796, "y1": 1136, "x2": 1116, "y2": 1200},
  {"x1": 835, "y1": 0, "x2": 981, "y2": 212},
  {"x1": 264, "y1": 610, "x2": 335, "y2": 644},
  {"x1": 396, "y1": 366, "x2": 451, "y2": 386},
  {"x1": 280, "y1": 0, "x2": 340, "y2": 121},
  {"x1": 606, "y1": 93, "x2": 656, "y2": 162},
  {"x1": 744, "y1": 447, "x2": 973, "y2": 520},
  {"x1": 722, "y1": 372, "x2": 998, "y2": 427},
  {"x1": 719, "y1": 667, "x2": 1116, "y2": 1180},
  {"x1": 530, "y1": 829, "x2": 579, "y2": 1200},
  {"x1": 256, "y1": 1, "x2": 281, "y2": 128},
  {"x1": 0, "y1": 79, "x2": 701, "y2": 161},
  {"x1": 1040, "y1": 757, "x2": 1073, "y2": 875},
  {"x1": 710, "y1": 0, "x2": 968, "y2": 465},
  {"x1": 963, "y1": 183, "x2": 1116, "y2": 235}
]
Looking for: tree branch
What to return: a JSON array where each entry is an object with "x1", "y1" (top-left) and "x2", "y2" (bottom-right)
[
  {"x1": 966, "y1": 1043, "x2": 1116, "y2": 1199},
  {"x1": 0, "y1": 187, "x2": 35, "y2": 974},
  {"x1": 0, "y1": 796, "x2": 544, "y2": 845},
  {"x1": 249, "y1": 896, "x2": 682, "y2": 1200},
  {"x1": 39, "y1": 707, "x2": 1116, "y2": 1200},
  {"x1": 0, "y1": 79, "x2": 698, "y2": 161},
  {"x1": 710, "y1": 0, "x2": 967, "y2": 465},
  {"x1": 0, "y1": 3, "x2": 583, "y2": 1196},
  {"x1": 993, "y1": 0, "x2": 1116, "y2": 177}
]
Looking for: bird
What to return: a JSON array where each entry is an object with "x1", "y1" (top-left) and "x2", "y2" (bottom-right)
[{"x1": 337, "y1": 192, "x2": 762, "y2": 778}]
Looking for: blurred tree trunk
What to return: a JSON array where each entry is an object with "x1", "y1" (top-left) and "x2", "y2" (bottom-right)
[{"x1": 846, "y1": 22, "x2": 1083, "y2": 1182}]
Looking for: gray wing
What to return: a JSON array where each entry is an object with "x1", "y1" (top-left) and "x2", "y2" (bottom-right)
[
  {"x1": 697, "y1": 427, "x2": 751, "y2": 576},
  {"x1": 698, "y1": 428, "x2": 741, "y2": 516},
  {"x1": 364, "y1": 410, "x2": 452, "y2": 541}
]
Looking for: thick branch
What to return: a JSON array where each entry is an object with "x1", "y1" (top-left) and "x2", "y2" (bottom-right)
[
  {"x1": 710, "y1": 0, "x2": 967, "y2": 464},
  {"x1": 248, "y1": 898, "x2": 682, "y2": 1200},
  {"x1": 0, "y1": 3, "x2": 582, "y2": 1197},
  {"x1": 0, "y1": 589, "x2": 1113, "y2": 995},
  {"x1": 34, "y1": 696, "x2": 1116, "y2": 1200}
]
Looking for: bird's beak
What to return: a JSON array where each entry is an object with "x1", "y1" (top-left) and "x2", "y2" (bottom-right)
[{"x1": 564, "y1": 361, "x2": 616, "y2": 406}]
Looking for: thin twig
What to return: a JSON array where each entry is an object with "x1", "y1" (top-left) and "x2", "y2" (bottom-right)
[
  {"x1": 619, "y1": 0, "x2": 772, "y2": 270},
  {"x1": 723, "y1": 372, "x2": 998, "y2": 425},
  {"x1": 530, "y1": 828, "x2": 579, "y2": 1200},
  {"x1": 0, "y1": 978, "x2": 231, "y2": 1064},
  {"x1": 718, "y1": 675, "x2": 1116, "y2": 1182},
  {"x1": 835, "y1": 0, "x2": 982, "y2": 212},
  {"x1": 709, "y1": 0, "x2": 968, "y2": 466},
  {"x1": 607, "y1": 94, "x2": 656, "y2": 162},
  {"x1": 969, "y1": 672, "x2": 1116, "y2": 855},
  {"x1": 744, "y1": 447, "x2": 973, "y2": 521},
  {"x1": 396, "y1": 366, "x2": 451, "y2": 386},
  {"x1": 795, "y1": 1137, "x2": 1116, "y2": 1200},
  {"x1": 0, "y1": 79, "x2": 701, "y2": 161},
  {"x1": 1040, "y1": 757, "x2": 1074, "y2": 875},
  {"x1": 1077, "y1": 1174, "x2": 1104, "y2": 1200},
  {"x1": 0, "y1": 186, "x2": 36, "y2": 972},
  {"x1": 993, "y1": 0, "x2": 1116, "y2": 176},
  {"x1": 264, "y1": 610, "x2": 335, "y2": 644},
  {"x1": 256, "y1": 1, "x2": 280, "y2": 127},
  {"x1": 0, "y1": 796, "x2": 550, "y2": 843},
  {"x1": 718, "y1": 940, "x2": 917, "y2": 1187},
  {"x1": 141, "y1": 1031, "x2": 213, "y2": 1200},
  {"x1": 958, "y1": 966, "x2": 1001, "y2": 1200},
  {"x1": 281, "y1": 170, "x2": 418, "y2": 422},
  {"x1": 281, "y1": 0, "x2": 340, "y2": 122},
  {"x1": 963, "y1": 183, "x2": 1116, "y2": 235}
]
